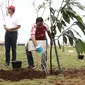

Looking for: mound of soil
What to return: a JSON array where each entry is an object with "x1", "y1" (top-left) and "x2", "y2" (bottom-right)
[
  {"x1": 49, "y1": 68, "x2": 85, "y2": 85},
  {"x1": 0, "y1": 68, "x2": 85, "y2": 82},
  {"x1": 49, "y1": 68, "x2": 85, "y2": 78},
  {"x1": 0, "y1": 68, "x2": 46, "y2": 81},
  {"x1": 63, "y1": 68, "x2": 85, "y2": 78}
]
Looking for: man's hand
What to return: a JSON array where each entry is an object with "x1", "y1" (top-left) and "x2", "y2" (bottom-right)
[
  {"x1": 4, "y1": 26, "x2": 10, "y2": 31},
  {"x1": 5, "y1": 28, "x2": 10, "y2": 31}
]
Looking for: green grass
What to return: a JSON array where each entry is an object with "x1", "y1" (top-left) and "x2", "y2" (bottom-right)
[{"x1": 0, "y1": 45, "x2": 85, "y2": 85}]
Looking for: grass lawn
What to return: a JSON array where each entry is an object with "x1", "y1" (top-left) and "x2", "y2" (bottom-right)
[{"x1": 0, "y1": 45, "x2": 85, "y2": 85}]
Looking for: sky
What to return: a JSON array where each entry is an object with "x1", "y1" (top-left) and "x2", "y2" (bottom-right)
[{"x1": 0, "y1": 0, "x2": 85, "y2": 44}]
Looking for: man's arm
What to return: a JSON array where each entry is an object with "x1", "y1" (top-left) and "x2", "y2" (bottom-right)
[
  {"x1": 31, "y1": 24, "x2": 38, "y2": 47},
  {"x1": 3, "y1": 25, "x2": 21, "y2": 31},
  {"x1": 9, "y1": 25, "x2": 21, "y2": 30},
  {"x1": 3, "y1": 25, "x2": 9, "y2": 31},
  {"x1": 31, "y1": 34, "x2": 37, "y2": 47}
]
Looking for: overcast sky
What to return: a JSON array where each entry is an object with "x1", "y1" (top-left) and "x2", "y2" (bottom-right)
[{"x1": 0, "y1": 0, "x2": 85, "y2": 43}]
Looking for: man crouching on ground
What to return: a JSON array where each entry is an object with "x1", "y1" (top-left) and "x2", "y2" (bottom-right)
[{"x1": 26, "y1": 17, "x2": 52, "y2": 72}]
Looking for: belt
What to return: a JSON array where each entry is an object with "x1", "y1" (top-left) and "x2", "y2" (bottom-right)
[{"x1": 6, "y1": 31, "x2": 17, "y2": 32}]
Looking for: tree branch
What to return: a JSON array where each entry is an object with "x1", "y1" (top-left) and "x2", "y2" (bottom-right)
[
  {"x1": 55, "y1": 22, "x2": 75, "y2": 40},
  {"x1": 53, "y1": 0, "x2": 64, "y2": 26},
  {"x1": 57, "y1": 0, "x2": 64, "y2": 18},
  {"x1": 33, "y1": 0, "x2": 39, "y2": 17},
  {"x1": 41, "y1": 5, "x2": 48, "y2": 17}
]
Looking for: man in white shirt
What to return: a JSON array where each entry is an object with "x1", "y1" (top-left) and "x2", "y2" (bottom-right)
[{"x1": 3, "y1": 6, "x2": 21, "y2": 66}]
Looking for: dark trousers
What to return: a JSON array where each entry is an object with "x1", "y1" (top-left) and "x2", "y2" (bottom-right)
[
  {"x1": 5, "y1": 31, "x2": 17, "y2": 64},
  {"x1": 25, "y1": 43, "x2": 34, "y2": 66}
]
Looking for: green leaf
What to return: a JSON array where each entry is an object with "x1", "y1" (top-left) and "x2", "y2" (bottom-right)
[
  {"x1": 61, "y1": 20, "x2": 67, "y2": 26},
  {"x1": 65, "y1": 32, "x2": 74, "y2": 46},
  {"x1": 51, "y1": 25, "x2": 57, "y2": 35},
  {"x1": 50, "y1": 7, "x2": 55, "y2": 15},
  {"x1": 68, "y1": 36, "x2": 73, "y2": 46},
  {"x1": 66, "y1": 6, "x2": 76, "y2": 20},
  {"x1": 71, "y1": 29, "x2": 81, "y2": 37},
  {"x1": 79, "y1": 40, "x2": 84, "y2": 54},
  {"x1": 81, "y1": 41, "x2": 85, "y2": 53},
  {"x1": 76, "y1": 21, "x2": 85, "y2": 34},
  {"x1": 58, "y1": 40, "x2": 61, "y2": 49},
  {"x1": 62, "y1": 9, "x2": 70, "y2": 24},
  {"x1": 75, "y1": 15, "x2": 83, "y2": 23},
  {"x1": 77, "y1": 4, "x2": 85, "y2": 10},
  {"x1": 66, "y1": 9, "x2": 75, "y2": 20},
  {"x1": 67, "y1": 30, "x2": 74, "y2": 38},
  {"x1": 68, "y1": 13, "x2": 74, "y2": 20},
  {"x1": 79, "y1": 39, "x2": 84, "y2": 53},
  {"x1": 75, "y1": 39, "x2": 85, "y2": 54},
  {"x1": 83, "y1": 43, "x2": 85, "y2": 53},
  {"x1": 71, "y1": 2, "x2": 85, "y2": 10},
  {"x1": 63, "y1": 35, "x2": 67, "y2": 44},
  {"x1": 75, "y1": 40, "x2": 81, "y2": 55},
  {"x1": 38, "y1": 4, "x2": 44, "y2": 9},
  {"x1": 57, "y1": 22, "x2": 62, "y2": 32},
  {"x1": 51, "y1": 15, "x2": 56, "y2": 23},
  {"x1": 66, "y1": 6, "x2": 83, "y2": 22}
]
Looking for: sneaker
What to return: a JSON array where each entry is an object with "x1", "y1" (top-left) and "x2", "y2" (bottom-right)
[
  {"x1": 4, "y1": 63, "x2": 9, "y2": 66},
  {"x1": 42, "y1": 69, "x2": 47, "y2": 76},
  {"x1": 42, "y1": 68, "x2": 47, "y2": 74},
  {"x1": 28, "y1": 65, "x2": 36, "y2": 69}
]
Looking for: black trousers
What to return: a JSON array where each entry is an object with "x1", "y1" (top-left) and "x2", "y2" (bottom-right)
[
  {"x1": 25, "y1": 43, "x2": 34, "y2": 66},
  {"x1": 5, "y1": 31, "x2": 17, "y2": 64}
]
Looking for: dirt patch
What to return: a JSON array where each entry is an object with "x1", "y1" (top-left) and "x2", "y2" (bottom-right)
[
  {"x1": 63, "y1": 68, "x2": 85, "y2": 78},
  {"x1": 49, "y1": 68, "x2": 85, "y2": 85},
  {"x1": 49, "y1": 68, "x2": 85, "y2": 78},
  {"x1": 0, "y1": 68, "x2": 46, "y2": 81},
  {"x1": 0, "y1": 68, "x2": 85, "y2": 83}
]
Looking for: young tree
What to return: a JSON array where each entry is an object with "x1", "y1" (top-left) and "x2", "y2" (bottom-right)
[
  {"x1": 33, "y1": 0, "x2": 85, "y2": 73},
  {"x1": 49, "y1": 0, "x2": 85, "y2": 54}
]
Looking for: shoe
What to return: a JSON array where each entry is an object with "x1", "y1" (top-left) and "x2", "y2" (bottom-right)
[
  {"x1": 42, "y1": 68, "x2": 47, "y2": 74},
  {"x1": 4, "y1": 63, "x2": 9, "y2": 66},
  {"x1": 42, "y1": 70, "x2": 47, "y2": 76},
  {"x1": 28, "y1": 65, "x2": 36, "y2": 69}
]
